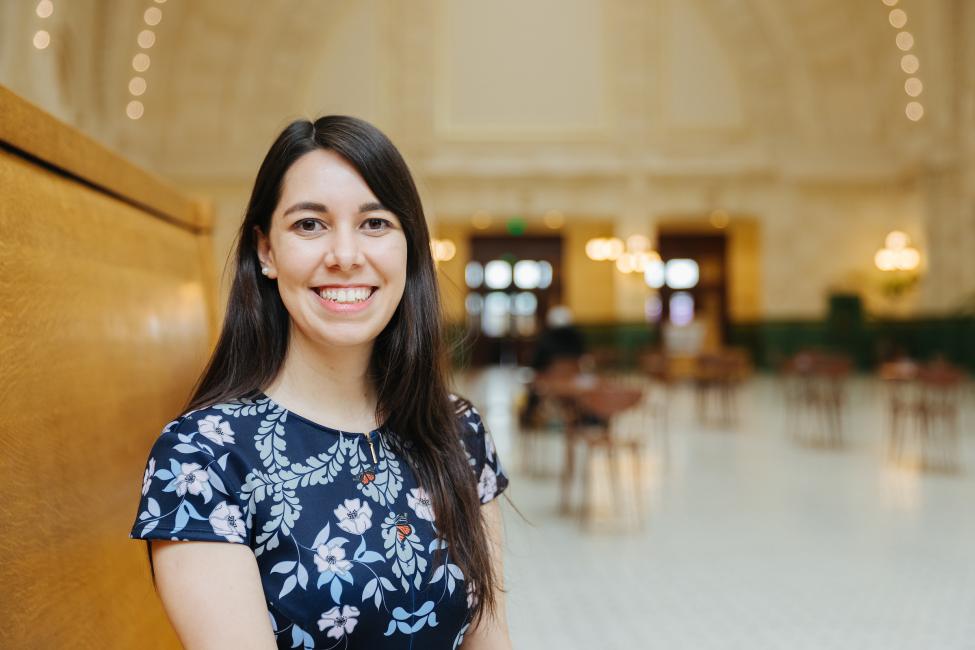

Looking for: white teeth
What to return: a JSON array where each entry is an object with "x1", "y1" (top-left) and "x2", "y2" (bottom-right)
[{"x1": 318, "y1": 287, "x2": 372, "y2": 303}]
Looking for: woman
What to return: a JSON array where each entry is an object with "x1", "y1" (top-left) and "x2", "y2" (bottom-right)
[{"x1": 130, "y1": 116, "x2": 511, "y2": 649}]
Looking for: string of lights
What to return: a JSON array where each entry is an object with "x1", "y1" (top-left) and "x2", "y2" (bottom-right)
[{"x1": 126, "y1": 0, "x2": 167, "y2": 120}]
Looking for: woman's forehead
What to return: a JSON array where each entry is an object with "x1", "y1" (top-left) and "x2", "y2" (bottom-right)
[{"x1": 278, "y1": 149, "x2": 377, "y2": 206}]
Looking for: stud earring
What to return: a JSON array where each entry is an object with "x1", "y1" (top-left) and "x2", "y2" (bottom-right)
[{"x1": 261, "y1": 267, "x2": 269, "y2": 276}]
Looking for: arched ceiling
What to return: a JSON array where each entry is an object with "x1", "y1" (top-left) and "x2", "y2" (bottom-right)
[{"x1": 1, "y1": 0, "x2": 957, "y2": 187}]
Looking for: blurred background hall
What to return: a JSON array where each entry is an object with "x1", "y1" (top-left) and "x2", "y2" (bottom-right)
[{"x1": 2, "y1": 0, "x2": 974, "y2": 648}]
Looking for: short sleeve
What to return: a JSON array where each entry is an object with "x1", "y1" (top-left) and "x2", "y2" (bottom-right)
[
  {"x1": 130, "y1": 412, "x2": 252, "y2": 544},
  {"x1": 455, "y1": 399, "x2": 509, "y2": 504}
]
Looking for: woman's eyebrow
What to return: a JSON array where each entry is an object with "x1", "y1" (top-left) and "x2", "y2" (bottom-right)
[
  {"x1": 359, "y1": 201, "x2": 387, "y2": 213},
  {"x1": 283, "y1": 201, "x2": 328, "y2": 216},
  {"x1": 282, "y1": 201, "x2": 388, "y2": 216}
]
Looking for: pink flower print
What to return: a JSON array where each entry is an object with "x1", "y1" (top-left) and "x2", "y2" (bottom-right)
[
  {"x1": 142, "y1": 458, "x2": 156, "y2": 496},
  {"x1": 208, "y1": 501, "x2": 246, "y2": 543},
  {"x1": 406, "y1": 487, "x2": 435, "y2": 521},
  {"x1": 175, "y1": 462, "x2": 209, "y2": 497},
  {"x1": 318, "y1": 605, "x2": 360, "y2": 639},
  {"x1": 197, "y1": 415, "x2": 235, "y2": 446},
  {"x1": 333, "y1": 498, "x2": 373, "y2": 535}
]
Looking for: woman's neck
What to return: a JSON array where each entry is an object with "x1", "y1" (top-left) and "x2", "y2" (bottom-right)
[{"x1": 262, "y1": 328, "x2": 379, "y2": 433}]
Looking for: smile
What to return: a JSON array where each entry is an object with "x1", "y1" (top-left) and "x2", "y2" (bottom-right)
[
  {"x1": 310, "y1": 285, "x2": 378, "y2": 312},
  {"x1": 315, "y1": 286, "x2": 376, "y2": 303}
]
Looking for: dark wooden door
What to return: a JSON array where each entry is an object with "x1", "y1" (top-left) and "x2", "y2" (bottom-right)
[
  {"x1": 657, "y1": 232, "x2": 728, "y2": 348},
  {"x1": 467, "y1": 236, "x2": 563, "y2": 366}
]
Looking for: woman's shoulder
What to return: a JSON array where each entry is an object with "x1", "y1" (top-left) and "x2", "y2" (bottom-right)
[
  {"x1": 448, "y1": 392, "x2": 485, "y2": 433},
  {"x1": 447, "y1": 393, "x2": 508, "y2": 503},
  {"x1": 149, "y1": 393, "x2": 278, "y2": 456}
]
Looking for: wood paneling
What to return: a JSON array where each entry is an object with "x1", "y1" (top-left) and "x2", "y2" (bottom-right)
[{"x1": 0, "y1": 86, "x2": 214, "y2": 648}]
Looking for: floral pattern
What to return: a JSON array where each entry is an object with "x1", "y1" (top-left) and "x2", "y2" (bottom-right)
[{"x1": 130, "y1": 394, "x2": 507, "y2": 649}]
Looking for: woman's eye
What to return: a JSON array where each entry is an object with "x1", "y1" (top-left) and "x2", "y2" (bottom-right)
[
  {"x1": 363, "y1": 217, "x2": 391, "y2": 231},
  {"x1": 296, "y1": 219, "x2": 323, "y2": 232}
]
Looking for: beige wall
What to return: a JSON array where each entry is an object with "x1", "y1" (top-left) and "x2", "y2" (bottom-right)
[{"x1": 8, "y1": 0, "x2": 971, "y2": 324}]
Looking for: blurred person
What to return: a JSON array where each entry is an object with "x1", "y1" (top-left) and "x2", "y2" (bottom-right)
[
  {"x1": 530, "y1": 305, "x2": 587, "y2": 374},
  {"x1": 129, "y1": 116, "x2": 511, "y2": 649},
  {"x1": 521, "y1": 305, "x2": 605, "y2": 429}
]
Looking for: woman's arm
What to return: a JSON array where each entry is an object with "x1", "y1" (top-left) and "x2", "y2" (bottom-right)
[
  {"x1": 461, "y1": 498, "x2": 513, "y2": 649},
  {"x1": 150, "y1": 540, "x2": 279, "y2": 649}
]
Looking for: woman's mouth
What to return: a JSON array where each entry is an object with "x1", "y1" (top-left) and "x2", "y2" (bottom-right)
[
  {"x1": 310, "y1": 286, "x2": 378, "y2": 312},
  {"x1": 314, "y1": 286, "x2": 376, "y2": 303}
]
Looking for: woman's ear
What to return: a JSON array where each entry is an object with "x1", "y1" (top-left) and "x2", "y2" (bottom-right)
[{"x1": 254, "y1": 225, "x2": 277, "y2": 279}]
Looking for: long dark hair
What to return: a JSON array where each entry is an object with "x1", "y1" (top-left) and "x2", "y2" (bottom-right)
[{"x1": 181, "y1": 116, "x2": 497, "y2": 623}]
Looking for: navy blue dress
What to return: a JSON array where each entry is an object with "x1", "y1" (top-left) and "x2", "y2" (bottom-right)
[{"x1": 130, "y1": 392, "x2": 508, "y2": 649}]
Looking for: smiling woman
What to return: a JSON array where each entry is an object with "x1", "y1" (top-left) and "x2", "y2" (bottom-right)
[
  {"x1": 128, "y1": 116, "x2": 512, "y2": 649},
  {"x1": 255, "y1": 148, "x2": 408, "y2": 351}
]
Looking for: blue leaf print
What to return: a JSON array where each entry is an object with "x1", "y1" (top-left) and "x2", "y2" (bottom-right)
[
  {"x1": 255, "y1": 409, "x2": 291, "y2": 468},
  {"x1": 357, "y1": 551, "x2": 384, "y2": 564},
  {"x1": 173, "y1": 443, "x2": 199, "y2": 454},
  {"x1": 279, "y1": 574, "x2": 297, "y2": 599},
  {"x1": 430, "y1": 565, "x2": 445, "y2": 583},
  {"x1": 270, "y1": 561, "x2": 296, "y2": 574},
  {"x1": 146, "y1": 497, "x2": 160, "y2": 517},
  {"x1": 452, "y1": 623, "x2": 470, "y2": 649},
  {"x1": 354, "y1": 537, "x2": 367, "y2": 560},
  {"x1": 182, "y1": 501, "x2": 207, "y2": 521},
  {"x1": 296, "y1": 562, "x2": 308, "y2": 589},
  {"x1": 139, "y1": 520, "x2": 158, "y2": 537},
  {"x1": 173, "y1": 504, "x2": 189, "y2": 534},
  {"x1": 217, "y1": 452, "x2": 229, "y2": 471},
  {"x1": 311, "y1": 523, "x2": 331, "y2": 550},
  {"x1": 391, "y1": 607, "x2": 410, "y2": 621},
  {"x1": 384, "y1": 620, "x2": 397, "y2": 637},
  {"x1": 168, "y1": 458, "x2": 181, "y2": 476},
  {"x1": 207, "y1": 467, "x2": 228, "y2": 495},
  {"x1": 329, "y1": 576, "x2": 342, "y2": 603},
  {"x1": 361, "y1": 577, "x2": 378, "y2": 600},
  {"x1": 288, "y1": 438, "x2": 348, "y2": 488},
  {"x1": 415, "y1": 600, "x2": 435, "y2": 617},
  {"x1": 154, "y1": 469, "x2": 174, "y2": 481}
]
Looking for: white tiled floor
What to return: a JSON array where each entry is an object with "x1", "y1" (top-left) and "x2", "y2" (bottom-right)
[{"x1": 456, "y1": 368, "x2": 975, "y2": 650}]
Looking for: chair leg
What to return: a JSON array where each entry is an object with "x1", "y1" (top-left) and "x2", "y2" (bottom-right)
[
  {"x1": 607, "y1": 442, "x2": 624, "y2": 520},
  {"x1": 579, "y1": 442, "x2": 594, "y2": 527},
  {"x1": 631, "y1": 442, "x2": 645, "y2": 527},
  {"x1": 560, "y1": 432, "x2": 576, "y2": 515}
]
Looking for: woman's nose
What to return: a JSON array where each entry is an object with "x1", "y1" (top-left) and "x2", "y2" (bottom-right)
[{"x1": 326, "y1": 227, "x2": 364, "y2": 270}]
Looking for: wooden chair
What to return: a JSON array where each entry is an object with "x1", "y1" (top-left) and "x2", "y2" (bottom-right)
[
  {"x1": 884, "y1": 360, "x2": 966, "y2": 470},
  {"x1": 693, "y1": 348, "x2": 752, "y2": 428},
  {"x1": 554, "y1": 382, "x2": 646, "y2": 529},
  {"x1": 783, "y1": 351, "x2": 852, "y2": 447},
  {"x1": 916, "y1": 363, "x2": 965, "y2": 470}
]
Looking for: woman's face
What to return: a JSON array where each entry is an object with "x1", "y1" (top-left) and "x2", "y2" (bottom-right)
[{"x1": 256, "y1": 149, "x2": 408, "y2": 353}]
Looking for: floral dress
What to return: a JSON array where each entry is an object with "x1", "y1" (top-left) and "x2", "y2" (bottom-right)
[{"x1": 130, "y1": 392, "x2": 508, "y2": 649}]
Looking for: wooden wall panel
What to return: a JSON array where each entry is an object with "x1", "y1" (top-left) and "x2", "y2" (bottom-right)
[{"x1": 0, "y1": 87, "x2": 213, "y2": 648}]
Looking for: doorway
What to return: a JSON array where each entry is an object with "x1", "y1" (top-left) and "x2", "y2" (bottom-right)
[{"x1": 657, "y1": 232, "x2": 729, "y2": 350}]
